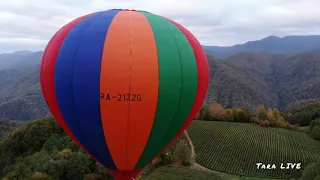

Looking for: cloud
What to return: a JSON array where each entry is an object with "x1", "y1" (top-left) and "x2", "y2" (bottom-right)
[{"x1": 0, "y1": 0, "x2": 320, "y2": 52}]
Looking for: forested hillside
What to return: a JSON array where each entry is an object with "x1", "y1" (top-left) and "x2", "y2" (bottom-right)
[
  {"x1": 0, "y1": 117, "x2": 191, "y2": 180},
  {"x1": 1, "y1": 49, "x2": 320, "y2": 121},
  {"x1": 0, "y1": 117, "x2": 115, "y2": 180},
  {"x1": 0, "y1": 66, "x2": 50, "y2": 121},
  {"x1": 207, "y1": 50, "x2": 320, "y2": 111},
  {"x1": 0, "y1": 119, "x2": 20, "y2": 140}
]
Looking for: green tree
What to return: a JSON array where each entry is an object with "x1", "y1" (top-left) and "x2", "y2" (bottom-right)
[
  {"x1": 234, "y1": 108, "x2": 250, "y2": 122},
  {"x1": 66, "y1": 141, "x2": 80, "y2": 152},
  {"x1": 4, "y1": 163, "x2": 31, "y2": 180},
  {"x1": 56, "y1": 149, "x2": 72, "y2": 159},
  {"x1": 23, "y1": 150, "x2": 51, "y2": 173},
  {"x1": 48, "y1": 151, "x2": 91, "y2": 180},
  {"x1": 42, "y1": 134, "x2": 63, "y2": 152},
  {"x1": 295, "y1": 112, "x2": 313, "y2": 126}
]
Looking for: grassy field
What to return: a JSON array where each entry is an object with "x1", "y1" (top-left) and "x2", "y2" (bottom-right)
[{"x1": 187, "y1": 120, "x2": 320, "y2": 179}]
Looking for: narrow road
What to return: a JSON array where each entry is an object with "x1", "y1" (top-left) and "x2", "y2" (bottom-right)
[{"x1": 183, "y1": 130, "x2": 216, "y2": 173}]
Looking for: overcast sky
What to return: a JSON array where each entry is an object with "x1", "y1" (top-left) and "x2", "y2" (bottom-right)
[{"x1": 0, "y1": 0, "x2": 320, "y2": 53}]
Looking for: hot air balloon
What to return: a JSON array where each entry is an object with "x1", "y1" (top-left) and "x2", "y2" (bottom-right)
[{"x1": 40, "y1": 9, "x2": 209, "y2": 180}]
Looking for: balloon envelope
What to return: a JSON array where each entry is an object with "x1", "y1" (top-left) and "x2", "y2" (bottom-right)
[{"x1": 40, "y1": 9, "x2": 209, "y2": 179}]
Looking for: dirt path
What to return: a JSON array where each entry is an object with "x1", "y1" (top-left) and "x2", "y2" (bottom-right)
[{"x1": 183, "y1": 130, "x2": 216, "y2": 173}]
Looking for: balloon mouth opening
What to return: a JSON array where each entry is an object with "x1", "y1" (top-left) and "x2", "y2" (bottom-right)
[{"x1": 108, "y1": 169, "x2": 142, "y2": 180}]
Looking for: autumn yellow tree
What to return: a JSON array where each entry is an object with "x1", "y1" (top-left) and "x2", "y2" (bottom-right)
[
  {"x1": 256, "y1": 104, "x2": 267, "y2": 120},
  {"x1": 272, "y1": 108, "x2": 281, "y2": 120},
  {"x1": 267, "y1": 108, "x2": 277, "y2": 126},
  {"x1": 208, "y1": 103, "x2": 227, "y2": 121},
  {"x1": 272, "y1": 108, "x2": 288, "y2": 127}
]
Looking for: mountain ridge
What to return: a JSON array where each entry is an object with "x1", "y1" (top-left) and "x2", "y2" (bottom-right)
[{"x1": 204, "y1": 35, "x2": 320, "y2": 58}]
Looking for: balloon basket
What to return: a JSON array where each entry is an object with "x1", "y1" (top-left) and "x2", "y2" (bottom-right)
[{"x1": 109, "y1": 169, "x2": 141, "y2": 180}]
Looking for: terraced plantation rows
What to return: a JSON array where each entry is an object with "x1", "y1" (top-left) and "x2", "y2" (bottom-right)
[
  {"x1": 145, "y1": 166, "x2": 223, "y2": 180},
  {"x1": 187, "y1": 120, "x2": 320, "y2": 179}
]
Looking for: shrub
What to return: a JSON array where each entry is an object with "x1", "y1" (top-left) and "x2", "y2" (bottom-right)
[
  {"x1": 158, "y1": 151, "x2": 172, "y2": 166},
  {"x1": 173, "y1": 140, "x2": 191, "y2": 166},
  {"x1": 255, "y1": 119, "x2": 262, "y2": 125},
  {"x1": 225, "y1": 108, "x2": 234, "y2": 122},
  {"x1": 255, "y1": 119, "x2": 269, "y2": 127},
  {"x1": 234, "y1": 108, "x2": 250, "y2": 123},
  {"x1": 311, "y1": 119, "x2": 320, "y2": 129},
  {"x1": 84, "y1": 173, "x2": 104, "y2": 180},
  {"x1": 198, "y1": 107, "x2": 212, "y2": 121},
  {"x1": 311, "y1": 126, "x2": 320, "y2": 140},
  {"x1": 261, "y1": 120, "x2": 270, "y2": 127},
  {"x1": 29, "y1": 172, "x2": 52, "y2": 180},
  {"x1": 299, "y1": 162, "x2": 320, "y2": 180},
  {"x1": 277, "y1": 120, "x2": 289, "y2": 129},
  {"x1": 294, "y1": 112, "x2": 313, "y2": 126},
  {"x1": 250, "y1": 116, "x2": 259, "y2": 123}
]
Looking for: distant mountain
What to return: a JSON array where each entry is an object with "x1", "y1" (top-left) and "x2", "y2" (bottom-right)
[
  {"x1": 206, "y1": 50, "x2": 320, "y2": 111},
  {"x1": 204, "y1": 35, "x2": 320, "y2": 58},
  {"x1": 1, "y1": 36, "x2": 320, "y2": 121},
  {"x1": 1, "y1": 50, "x2": 320, "y2": 121},
  {"x1": 0, "y1": 66, "x2": 50, "y2": 121},
  {"x1": 0, "y1": 51, "x2": 42, "y2": 70}
]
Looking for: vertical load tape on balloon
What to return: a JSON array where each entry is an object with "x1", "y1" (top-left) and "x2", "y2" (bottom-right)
[{"x1": 40, "y1": 9, "x2": 209, "y2": 180}]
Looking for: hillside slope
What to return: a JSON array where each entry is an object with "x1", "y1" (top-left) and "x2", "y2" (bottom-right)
[
  {"x1": 1, "y1": 49, "x2": 320, "y2": 121},
  {"x1": 206, "y1": 50, "x2": 320, "y2": 110},
  {"x1": 0, "y1": 66, "x2": 50, "y2": 121},
  {"x1": 274, "y1": 52, "x2": 320, "y2": 107},
  {"x1": 187, "y1": 120, "x2": 320, "y2": 179},
  {"x1": 206, "y1": 55, "x2": 278, "y2": 111}
]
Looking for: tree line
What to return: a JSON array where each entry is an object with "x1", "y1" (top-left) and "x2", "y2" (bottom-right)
[{"x1": 196, "y1": 102, "x2": 320, "y2": 140}]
